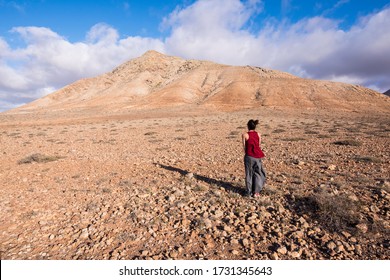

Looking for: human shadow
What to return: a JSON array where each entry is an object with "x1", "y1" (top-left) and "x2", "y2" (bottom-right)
[{"x1": 156, "y1": 163, "x2": 246, "y2": 196}]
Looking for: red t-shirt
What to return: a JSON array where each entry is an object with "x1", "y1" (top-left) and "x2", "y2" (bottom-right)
[{"x1": 245, "y1": 131, "x2": 265, "y2": 158}]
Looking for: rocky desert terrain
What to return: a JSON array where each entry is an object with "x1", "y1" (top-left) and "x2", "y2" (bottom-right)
[
  {"x1": 1, "y1": 51, "x2": 389, "y2": 260},
  {"x1": 1, "y1": 107, "x2": 389, "y2": 260}
]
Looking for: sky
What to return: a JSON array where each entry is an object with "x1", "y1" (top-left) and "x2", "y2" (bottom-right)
[{"x1": 1, "y1": 0, "x2": 390, "y2": 112}]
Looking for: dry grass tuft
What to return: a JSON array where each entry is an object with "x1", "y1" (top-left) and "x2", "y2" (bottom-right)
[
  {"x1": 18, "y1": 153, "x2": 64, "y2": 164},
  {"x1": 332, "y1": 139, "x2": 361, "y2": 146},
  {"x1": 295, "y1": 190, "x2": 361, "y2": 234},
  {"x1": 354, "y1": 156, "x2": 381, "y2": 163}
]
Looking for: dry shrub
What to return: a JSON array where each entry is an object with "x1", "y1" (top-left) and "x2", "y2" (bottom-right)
[
  {"x1": 144, "y1": 131, "x2": 157, "y2": 136},
  {"x1": 295, "y1": 191, "x2": 360, "y2": 234},
  {"x1": 354, "y1": 156, "x2": 381, "y2": 163},
  {"x1": 18, "y1": 153, "x2": 63, "y2": 164},
  {"x1": 282, "y1": 137, "x2": 305, "y2": 142},
  {"x1": 193, "y1": 184, "x2": 209, "y2": 192},
  {"x1": 332, "y1": 139, "x2": 361, "y2": 146},
  {"x1": 314, "y1": 192, "x2": 360, "y2": 233},
  {"x1": 304, "y1": 130, "x2": 319, "y2": 134}
]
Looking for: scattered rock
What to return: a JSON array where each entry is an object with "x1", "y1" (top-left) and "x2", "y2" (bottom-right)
[
  {"x1": 277, "y1": 246, "x2": 288, "y2": 255},
  {"x1": 356, "y1": 223, "x2": 368, "y2": 234},
  {"x1": 327, "y1": 241, "x2": 337, "y2": 251},
  {"x1": 231, "y1": 250, "x2": 239, "y2": 255},
  {"x1": 204, "y1": 219, "x2": 213, "y2": 229},
  {"x1": 270, "y1": 252, "x2": 279, "y2": 260},
  {"x1": 169, "y1": 251, "x2": 179, "y2": 258},
  {"x1": 79, "y1": 229, "x2": 89, "y2": 239},
  {"x1": 328, "y1": 165, "x2": 337, "y2": 171}
]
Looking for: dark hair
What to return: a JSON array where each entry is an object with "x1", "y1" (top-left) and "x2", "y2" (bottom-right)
[{"x1": 247, "y1": 119, "x2": 259, "y2": 130}]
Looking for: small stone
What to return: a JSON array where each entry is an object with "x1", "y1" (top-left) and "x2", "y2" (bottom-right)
[
  {"x1": 294, "y1": 230, "x2": 305, "y2": 238},
  {"x1": 328, "y1": 165, "x2": 337, "y2": 171},
  {"x1": 298, "y1": 217, "x2": 307, "y2": 224},
  {"x1": 327, "y1": 241, "x2": 337, "y2": 251},
  {"x1": 182, "y1": 218, "x2": 190, "y2": 227},
  {"x1": 141, "y1": 250, "x2": 149, "y2": 256},
  {"x1": 290, "y1": 251, "x2": 301, "y2": 258},
  {"x1": 186, "y1": 172, "x2": 194, "y2": 179},
  {"x1": 344, "y1": 242, "x2": 354, "y2": 252},
  {"x1": 298, "y1": 217, "x2": 310, "y2": 228},
  {"x1": 213, "y1": 210, "x2": 224, "y2": 219},
  {"x1": 277, "y1": 205, "x2": 285, "y2": 214},
  {"x1": 341, "y1": 231, "x2": 351, "y2": 239},
  {"x1": 242, "y1": 238, "x2": 249, "y2": 247},
  {"x1": 255, "y1": 224, "x2": 264, "y2": 232},
  {"x1": 79, "y1": 228, "x2": 89, "y2": 239},
  {"x1": 356, "y1": 223, "x2": 368, "y2": 233},
  {"x1": 169, "y1": 251, "x2": 178, "y2": 258},
  {"x1": 277, "y1": 246, "x2": 288, "y2": 255},
  {"x1": 204, "y1": 218, "x2": 212, "y2": 229},
  {"x1": 177, "y1": 202, "x2": 185, "y2": 208},
  {"x1": 223, "y1": 225, "x2": 233, "y2": 232},
  {"x1": 230, "y1": 238, "x2": 239, "y2": 245},
  {"x1": 270, "y1": 252, "x2": 279, "y2": 260},
  {"x1": 370, "y1": 205, "x2": 379, "y2": 213},
  {"x1": 348, "y1": 194, "x2": 359, "y2": 202},
  {"x1": 231, "y1": 250, "x2": 239, "y2": 255},
  {"x1": 335, "y1": 244, "x2": 345, "y2": 253},
  {"x1": 355, "y1": 245, "x2": 363, "y2": 255}
]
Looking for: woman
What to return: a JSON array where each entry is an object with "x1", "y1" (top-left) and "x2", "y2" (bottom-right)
[{"x1": 242, "y1": 119, "x2": 266, "y2": 197}]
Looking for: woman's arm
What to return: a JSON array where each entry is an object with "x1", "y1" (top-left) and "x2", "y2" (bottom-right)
[
  {"x1": 242, "y1": 132, "x2": 248, "y2": 153},
  {"x1": 258, "y1": 132, "x2": 262, "y2": 146}
]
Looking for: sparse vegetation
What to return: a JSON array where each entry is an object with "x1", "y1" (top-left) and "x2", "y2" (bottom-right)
[
  {"x1": 144, "y1": 131, "x2": 157, "y2": 136},
  {"x1": 282, "y1": 137, "x2": 305, "y2": 142},
  {"x1": 304, "y1": 130, "x2": 319, "y2": 134},
  {"x1": 296, "y1": 191, "x2": 361, "y2": 234},
  {"x1": 354, "y1": 156, "x2": 381, "y2": 163},
  {"x1": 333, "y1": 139, "x2": 361, "y2": 146},
  {"x1": 18, "y1": 153, "x2": 64, "y2": 164}
]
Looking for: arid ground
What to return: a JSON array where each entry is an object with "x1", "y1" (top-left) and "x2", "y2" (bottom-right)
[{"x1": 1, "y1": 107, "x2": 389, "y2": 260}]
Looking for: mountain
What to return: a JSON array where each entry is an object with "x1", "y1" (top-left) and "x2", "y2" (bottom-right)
[
  {"x1": 7, "y1": 50, "x2": 390, "y2": 115},
  {"x1": 384, "y1": 89, "x2": 390, "y2": 96}
]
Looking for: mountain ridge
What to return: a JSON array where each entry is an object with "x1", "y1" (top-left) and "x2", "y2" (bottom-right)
[{"x1": 6, "y1": 50, "x2": 390, "y2": 115}]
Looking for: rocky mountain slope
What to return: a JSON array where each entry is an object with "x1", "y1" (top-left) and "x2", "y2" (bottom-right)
[{"x1": 8, "y1": 50, "x2": 390, "y2": 116}]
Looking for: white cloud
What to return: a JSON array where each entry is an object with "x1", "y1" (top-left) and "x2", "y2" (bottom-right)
[
  {"x1": 163, "y1": 0, "x2": 264, "y2": 64},
  {"x1": 0, "y1": 0, "x2": 389, "y2": 112},
  {"x1": 0, "y1": 24, "x2": 165, "y2": 111},
  {"x1": 163, "y1": 0, "x2": 390, "y2": 91}
]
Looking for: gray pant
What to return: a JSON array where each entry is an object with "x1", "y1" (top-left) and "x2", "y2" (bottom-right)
[{"x1": 244, "y1": 155, "x2": 266, "y2": 196}]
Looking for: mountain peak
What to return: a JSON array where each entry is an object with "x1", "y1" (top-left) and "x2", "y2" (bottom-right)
[{"x1": 141, "y1": 50, "x2": 166, "y2": 58}]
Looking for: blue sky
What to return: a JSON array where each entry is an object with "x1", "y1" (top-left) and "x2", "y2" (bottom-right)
[{"x1": 1, "y1": 0, "x2": 390, "y2": 111}]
